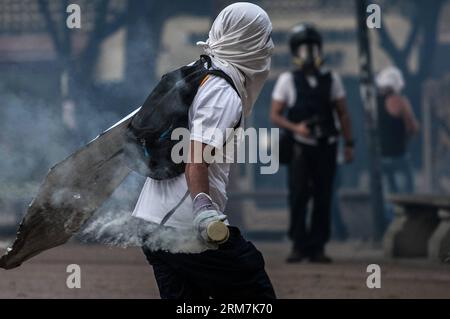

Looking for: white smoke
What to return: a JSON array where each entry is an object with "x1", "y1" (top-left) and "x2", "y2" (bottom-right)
[
  {"x1": 80, "y1": 212, "x2": 212, "y2": 254},
  {"x1": 0, "y1": 241, "x2": 9, "y2": 250},
  {"x1": 77, "y1": 173, "x2": 212, "y2": 253}
]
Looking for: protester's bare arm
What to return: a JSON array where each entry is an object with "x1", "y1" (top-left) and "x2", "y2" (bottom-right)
[
  {"x1": 335, "y1": 98, "x2": 354, "y2": 163},
  {"x1": 270, "y1": 99, "x2": 310, "y2": 137},
  {"x1": 186, "y1": 140, "x2": 229, "y2": 244},
  {"x1": 401, "y1": 97, "x2": 420, "y2": 136},
  {"x1": 185, "y1": 140, "x2": 211, "y2": 199}
]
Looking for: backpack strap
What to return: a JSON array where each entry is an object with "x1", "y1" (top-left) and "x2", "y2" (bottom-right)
[
  {"x1": 159, "y1": 190, "x2": 190, "y2": 226},
  {"x1": 200, "y1": 54, "x2": 213, "y2": 69},
  {"x1": 199, "y1": 54, "x2": 241, "y2": 98}
]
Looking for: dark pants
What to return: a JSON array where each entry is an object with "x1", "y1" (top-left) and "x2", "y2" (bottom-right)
[
  {"x1": 288, "y1": 142, "x2": 337, "y2": 256},
  {"x1": 142, "y1": 227, "x2": 276, "y2": 299},
  {"x1": 381, "y1": 154, "x2": 414, "y2": 194},
  {"x1": 381, "y1": 154, "x2": 414, "y2": 222}
]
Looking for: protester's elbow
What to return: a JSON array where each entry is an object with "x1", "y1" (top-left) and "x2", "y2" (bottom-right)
[
  {"x1": 270, "y1": 112, "x2": 278, "y2": 125},
  {"x1": 270, "y1": 109, "x2": 282, "y2": 126}
]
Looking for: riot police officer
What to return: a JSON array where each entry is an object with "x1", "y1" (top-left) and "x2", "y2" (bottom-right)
[{"x1": 271, "y1": 24, "x2": 354, "y2": 263}]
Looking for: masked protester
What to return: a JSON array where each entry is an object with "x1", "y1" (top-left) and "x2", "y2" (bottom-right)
[
  {"x1": 133, "y1": 2, "x2": 276, "y2": 299},
  {"x1": 376, "y1": 66, "x2": 419, "y2": 195},
  {"x1": 270, "y1": 24, "x2": 354, "y2": 263}
]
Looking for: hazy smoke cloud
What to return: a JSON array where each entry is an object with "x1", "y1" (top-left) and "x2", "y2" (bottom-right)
[
  {"x1": 0, "y1": 89, "x2": 123, "y2": 219},
  {"x1": 77, "y1": 173, "x2": 210, "y2": 253},
  {"x1": 0, "y1": 92, "x2": 69, "y2": 221},
  {"x1": 0, "y1": 88, "x2": 209, "y2": 254}
]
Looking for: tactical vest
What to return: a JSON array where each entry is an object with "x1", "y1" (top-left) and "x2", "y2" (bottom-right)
[
  {"x1": 124, "y1": 55, "x2": 239, "y2": 180},
  {"x1": 287, "y1": 70, "x2": 338, "y2": 141}
]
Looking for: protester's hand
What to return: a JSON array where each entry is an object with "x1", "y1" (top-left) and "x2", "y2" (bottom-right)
[
  {"x1": 344, "y1": 146, "x2": 354, "y2": 163},
  {"x1": 193, "y1": 193, "x2": 229, "y2": 245},
  {"x1": 293, "y1": 122, "x2": 310, "y2": 137},
  {"x1": 193, "y1": 210, "x2": 229, "y2": 244}
]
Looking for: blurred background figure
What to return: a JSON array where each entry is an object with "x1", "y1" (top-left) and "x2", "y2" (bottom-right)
[
  {"x1": 376, "y1": 66, "x2": 420, "y2": 195},
  {"x1": 270, "y1": 24, "x2": 354, "y2": 263}
]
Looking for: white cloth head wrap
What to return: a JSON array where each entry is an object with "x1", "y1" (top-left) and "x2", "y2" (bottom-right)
[
  {"x1": 376, "y1": 66, "x2": 405, "y2": 93},
  {"x1": 197, "y1": 2, "x2": 274, "y2": 117}
]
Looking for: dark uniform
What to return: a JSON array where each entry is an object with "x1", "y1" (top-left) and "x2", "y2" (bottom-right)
[
  {"x1": 287, "y1": 70, "x2": 338, "y2": 259},
  {"x1": 273, "y1": 24, "x2": 352, "y2": 263}
]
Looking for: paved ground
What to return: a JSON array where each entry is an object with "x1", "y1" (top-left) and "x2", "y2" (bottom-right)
[{"x1": 0, "y1": 239, "x2": 449, "y2": 299}]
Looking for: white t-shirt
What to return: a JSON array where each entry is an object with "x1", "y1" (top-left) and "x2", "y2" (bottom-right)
[
  {"x1": 132, "y1": 71, "x2": 242, "y2": 229},
  {"x1": 272, "y1": 70, "x2": 346, "y2": 145}
]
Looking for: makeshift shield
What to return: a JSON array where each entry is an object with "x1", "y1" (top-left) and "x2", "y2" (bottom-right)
[{"x1": 0, "y1": 110, "x2": 139, "y2": 269}]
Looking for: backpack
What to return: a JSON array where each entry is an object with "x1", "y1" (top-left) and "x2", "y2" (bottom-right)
[{"x1": 124, "y1": 55, "x2": 239, "y2": 180}]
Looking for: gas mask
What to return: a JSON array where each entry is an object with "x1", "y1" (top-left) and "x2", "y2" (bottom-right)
[
  {"x1": 293, "y1": 42, "x2": 323, "y2": 72},
  {"x1": 289, "y1": 24, "x2": 323, "y2": 73}
]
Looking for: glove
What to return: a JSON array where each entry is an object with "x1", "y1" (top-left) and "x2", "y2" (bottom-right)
[{"x1": 192, "y1": 193, "x2": 230, "y2": 244}]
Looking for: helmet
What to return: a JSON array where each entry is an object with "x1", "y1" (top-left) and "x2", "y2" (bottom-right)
[
  {"x1": 289, "y1": 24, "x2": 323, "y2": 70},
  {"x1": 289, "y1": 24, "x2": 322, "y2": 55}
]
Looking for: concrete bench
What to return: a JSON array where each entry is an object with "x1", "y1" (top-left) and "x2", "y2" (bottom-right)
[{"x1": 383, "y1": 194, "x2": 450, "y2": 261}]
